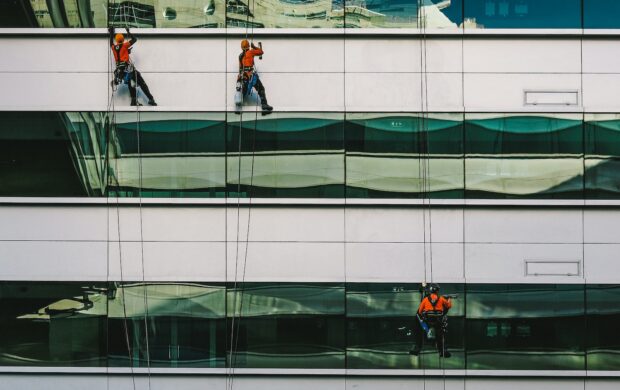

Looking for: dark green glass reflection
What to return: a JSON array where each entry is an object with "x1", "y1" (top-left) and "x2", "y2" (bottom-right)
[
  {"x1": 465, "y1": 114, "x2": 584, "y2": 199},
  {"x1": 585, "y1": 115, "x2": 620, "y2": 199},
  {"x1": 347, "y1": 283, "x2": 464, "y2": 369},
  {"x1": 0, "y1": 282, "x2": 108, "y2": 367},
  {"x1": 0, "y1": 112, "x2": 94, "y2": 197},
  {"x1": 586, "y1": 285, "x2": 620, "y2": 370},
  {"x1": 107, "y1": 283, "x2": 226, "y2": 368},
  {"x1": 345, "y1": 113, "x2": 464, "y2": 198},
  {"x1": 108, "y1": 112, "x2": 227, "y2": 198},
  {"x1": 584, "y1": 0, "x2": 620, "y2": 28},
  {"x1": 226, "y1": 0, "x2": 342, "y2": 28},
  {"x1": 227, "y1": 114, "x2": 345, "y2": 198},
  {"x1": 227, "y1": 283, "x2": 345, "y2": 368},
  {"x1": 466, "y1": 284, "x2": 585, "y2": 370},
  {"x1": 464, "y1": 0, "x2": 581, "y2": 29}
]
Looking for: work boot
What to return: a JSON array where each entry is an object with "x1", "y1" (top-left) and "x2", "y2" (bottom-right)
[
  {"x1": 261, "y1": 102, "x2": 273, "y2": 116},
  {"x1": 409, "y1": 349, "x2": 420, "y2": 356},
  {"x1": 148, "y1": 99, "x2": 157, "y2": 106},
  {"x1": 130, "y1": 99, "x2": 142, "y2": 106}
]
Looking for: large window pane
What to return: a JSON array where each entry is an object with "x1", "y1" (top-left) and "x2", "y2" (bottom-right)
[
  {"x1": 108, "y1": 112, "x2": 226, "y2": 198},
  {"x1": 227, "y1": 113, "x2": 345, "y2": 198},
  {"x1": 347, "y1": 283, "x2": 464, "y2": 369},
  {"x1": 466, "y1": 284, "x2": 585, "y2": 370},
  {"x1": 586, "y1": 285, "x2": 620, "y2": 370},
  {"x1": 227, "y1": 283, "x2": 345, "y2": 368},
  {"x1": 346, "y1": 113, "x2": 464, "y2": 198},
  {"x1": 0, "y1": 282, "x2": 108, "y2": 366},
  {"x1": 107, "y1": 283, "x2": 226, "y2": 368},
  {"x1": 0, "y1": 112, "x2": 95, "y2": 197},
  {"x1": 584, "y1": 0, "x2": 620, "y2": 29},
  {"x1": 465, "y1": 113, "x2": 584, "y2": 199},
  {"x1": 464, "y1": 0, "x2": 581, "y2": 29},
  {"x1": 227, "y1": 0, "x2": 343, "y2": 28},
  {"x1": 343, "y1": 0, "x2": 462, "y2": 29},
  {"x1": 585, "y1": 114, "x2": 620, "y2": 199}
]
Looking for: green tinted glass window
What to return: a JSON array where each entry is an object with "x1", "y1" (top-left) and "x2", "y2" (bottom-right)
[
  {"x1": 107, "y1": 283, "x2": 226, "y2": 368},
  {"x1": 227, "y1": 113, "x2": 345, "y2": 198},
  {"x1": 465, "y1": 113, "x2": 584, "y2": 199},
  {"x1": 584, "y1": 0, "x2": 620, "y2": 28},
  {"x1": 344, "y1": 0, "x2": 463, "y2": 29},
  {"x1": 466, "y1": 284, "x2": 585, "y2": 370},
  {"x1": 586, "y1": 285, "x2": 620, "y2": 370},
  {"x1": 227, "y1": 283, "x2": 345, "y2": 368},
  {"x1": 347, "y1": 283, "x2": 464, "y2": 369},
  {"x1": 0, "y1": 282, "x2": 108, "y2": 367},
  {"x1": 585, "y1": 114, "x2": 620, "y2": 199},
  {"x1": 346, "y1": 113, "x2": 464, "y2": 199},
  {"x1": 108, "y1": 112, "x2": 227, "y2": 198},
  {"x1": 464, "y1": 0, "x2": 582, "y2": 29}
]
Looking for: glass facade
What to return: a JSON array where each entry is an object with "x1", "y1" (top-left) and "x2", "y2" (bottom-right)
[
  {"x1": 6, "y1": 111, "x2": 619, "y2": 199},
  {"x1": 2, "y1": 281, "x2": 616, "y2": 370},
  {"x1": 2, "y1": 1, "x2": 620, "y2": 29}
]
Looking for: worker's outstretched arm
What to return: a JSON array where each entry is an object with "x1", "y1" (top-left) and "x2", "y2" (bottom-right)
[
  {"x1": 108, "y1": 26, "x2": 115, "y2": 46},
  {"x1": 126, "y1": 27, "x2": 137, "y2": 46},
  {"x1": 249, "y1": 42, "x2": 264, "y2": 57}
]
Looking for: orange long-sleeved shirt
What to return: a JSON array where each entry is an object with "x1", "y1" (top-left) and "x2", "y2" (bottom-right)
[
  {"x1": 417, "y1": 293, "x2": 452, "y2": 315},
  {"x1": 239, "y1": 47, "x2": 264, "y2": 69}
]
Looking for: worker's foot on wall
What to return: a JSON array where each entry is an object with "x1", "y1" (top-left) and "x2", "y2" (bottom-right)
[
  {"x1": 261, "y1": 103, "x2": 273, "y2": 116},
  {"x1": 130, "y1": 99, "x2": 142, "y2": 106},
  {"x1": 147, "y1": 99, "x2": 157, "y2": 106},
  {"x1": 409, "y1": 349, "x2": 420, "y2": 356}
]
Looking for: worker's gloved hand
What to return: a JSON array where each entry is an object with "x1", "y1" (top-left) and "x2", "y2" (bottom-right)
[
  {"x1": 125, "y1": 27, "x2": 130, "y2": 34},
  {"x1": 251, "y1": 42, "x2": 257, "y2": 49},
  {"x1": 108, "y1": 26, "x2": 114, "y2": 34}
]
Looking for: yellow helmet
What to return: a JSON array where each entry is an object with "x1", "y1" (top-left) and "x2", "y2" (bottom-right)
[
  {"x1": 241, "y1": 39, "x2": 250, "y2": 50},
  {"x1": 115, "y1": 33, "x2": 124, "y2": 44}
]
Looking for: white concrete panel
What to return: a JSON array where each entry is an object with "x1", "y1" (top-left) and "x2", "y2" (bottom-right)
[
  {"x1": 227, "y1": 38, "x2": 344, "y2": 73},
  {"x1": 584, "y1": 244, "x2": 620, "y2": 283},
  {"x1": 0, "y1": 72, "x2": 108, "y2": 111},
  {"x1": 0, "y1": 206, "x2": 107, "y2": 241},
  {"x1": 108, "y1": 241, "x2": 226, "y2": 281},
  {"x1": 140, "y1": 207, "x2": 226, "y2": 242},
  {"x1": 345, "y1": 73, "x2": 462, "y2": 112},
  {"x1": 584, "y1": 210, "x2": 620, "y2": 244},
  {"x1": 227, "y1": 72, "x2": 344, "y2": 111},
  {"x1": 345, "y1": 208, "x2": 463, "y2": 243},
  {"x1": 227, "y1": 207, "x2": 344, "y2": 242},
  {"x1": 0, "y1": 375, "x2": 108, "y2": 390},
  {"x1": 583, "y1": 74, "x2": 620, "y2": 112},
  {"x1": 113, "y1": 72, "x2": 225, "y2": 109},
  {"x1": 583, "y1": 40, "x2": 620, "y2": 73},
  {"x1": 345, "y1": 38, "x2": 463, "y2": 73},
  {"x1": 347, "y1": 377, "x2": 465, "y2": 390},
  {"x1": 0, "y1": 241, "x2": 107, "y2": 281},
  {"x1": 464, "y1": 73, "x2": 581, "y2": 111},
  {"x1": 0, "y1": 38, "x2": 108, "y2": 72},
  {"x1": 226, "y1": 242, "x2": 345, "y2": 282},
  {"x1": 586, "y1": 379, "x2": 620, "y2": 390},
  {"x1": 464, "y1": 39, "x2": 581, "y2": 73},
  {"x1": 346, "y1": 243, "x2": 463, "y2": 283},
  {"x1": 465, "y1": 243, "x2": 584, "y2": 283},
  {"x1": 465, "y1": 209, "x2": 583, "y2": 243},
  {"x1": 108, "y1": 207, "x2": 142, "y2": 242},
  {"x1": 466, "y1": 378, "x2": 585, "y2": 390},
  {"x1": 129, "y1": 37, "x2": 226, "y2": 73}
]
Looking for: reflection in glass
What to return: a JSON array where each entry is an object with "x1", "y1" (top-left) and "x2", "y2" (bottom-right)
[
  {"x1": 0, "y1": 112, "x2": 97, "y2": 197},
  {"x1": 0, "y1": 282, "x2": 108, "y2": 366},
  {"x1": 108, "y1": 112, "x2": 227, "y2": 198},
  {"x1": 464, "y1": 0, "x2": 581, "y2": 29},
  {"x1": 347, "y1": 283, "x2": 464, "y2": 369},
  {"x1": 466, "y1": 284, "x2": 585, "y2": 370},
  {"x1": 227, "y1": 113, "x2": 344, "y2": 198},
  {"x1": 584, "y1": 0, "x2": 620, "y2": 29},
  {"x1": 346, "y1": 113, "x2": 464, "y2": 198},
  {"x1": 227, "y1": 0, "x2": 343, "y2": 28},
  {"x1": 344, "y1": 0, "x2": 462, "y2": 28},
  {"x1": 465, "y1": 113, "x2": 583, "y2": 199},
  {"x1": 108, "y1": 283, "x2": 226, "y2": 367},
  {"x1": 585, "y1": 114, "x2": 620, "y2": 199},
  {"x1": 586, "y1": 285, "x2": 620, "y2": 370},
  {"x1": 227, "y1": 283, "x2": 345, "y2": 368}
]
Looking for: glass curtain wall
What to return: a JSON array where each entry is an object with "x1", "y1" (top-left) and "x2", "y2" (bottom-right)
[
  {"x1": 585, "y1": 114, "x2": 620, "y2": 199},
  {"x1": 3, "y1": 281, "x2": 620, "y2": 370}
]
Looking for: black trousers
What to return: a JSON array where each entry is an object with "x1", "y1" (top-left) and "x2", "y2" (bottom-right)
[
  {"x1": 128, "y1": 69, "x2": 154, "y2": 102},
  {"x1": 413, "y1": 317, "x2": 448, "y2": 354}
]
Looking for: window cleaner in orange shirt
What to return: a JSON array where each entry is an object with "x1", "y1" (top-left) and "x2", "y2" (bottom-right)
[
  {"x1": 108, "y1": 27, "x2": 156, "y2": 106},
  {"x1": 235, "y1": 39, "x2": 273, "y2": 115},
  {"x1": 410, "y1": 283, "x2": 454, "y2": 358}
]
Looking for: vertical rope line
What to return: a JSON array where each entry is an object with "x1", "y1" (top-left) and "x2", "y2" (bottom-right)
[
  {"x1": 580, "y1": 2, "x2": 587, "y2": 385},
  {"x1": 343, "y1": 6, "x2": 348, "y2": 388}
]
